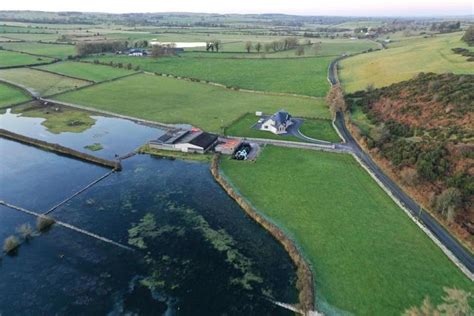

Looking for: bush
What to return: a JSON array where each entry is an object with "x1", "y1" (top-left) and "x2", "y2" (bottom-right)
[
  {"x1": 3, "y1": 235, "x2": 19, "y2": 254},
  {"x1": 17, "y1": 223, "x2": 34, "y2": 240},
  {"x1": 37, "y1": 216, "x2": 56, "y2": 232}
]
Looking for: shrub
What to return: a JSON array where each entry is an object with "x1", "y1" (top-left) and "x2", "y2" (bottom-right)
[
  {"x1": 37, "y1": 216, "x2": 56, "y2": 232},
  {"x1": 3, "y1": 235, "x2": 19, "y2": 254},
  {"x1": 17, "y1": 223, "x2": 34, "y2": 240}
]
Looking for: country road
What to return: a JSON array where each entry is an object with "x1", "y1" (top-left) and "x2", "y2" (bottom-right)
[{"x1": 328, "y1": 57, "x2": 474, "y2": 277}]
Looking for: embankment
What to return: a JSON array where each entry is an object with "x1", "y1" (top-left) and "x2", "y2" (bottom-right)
[
  {"x1": 0, "y1": 128, "x2": 121, "y2": 170},
  {"x1": 210, "y1": 154, "x2": 315, "y2": 314}
]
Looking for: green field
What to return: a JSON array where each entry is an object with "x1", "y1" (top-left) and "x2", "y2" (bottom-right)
[
  {"x1": 36, "y1": 61, "x2": 136, "y2": 82},
  {"x1": 220, "y1": 146, "x2": 473, "y2": 315},
  {"x1": 0, "y1": 42, "x2": 76, "y2": 58},
  {"x1": 0, "y1": 68, "x2": 90, "y2": 96},
  {"x1": 0, "y1": 50, "x2": 53, "y2": 67},
  {"x1": 53, "y1": 73, "x2": 330, "y2": 132},
  {"x1": 225, "y1": 113, "x2": 339, "y2": 142},
  {"x1": 83, "y1": 55, "x2": 333, "y2": 97},
  {"x1": 0, "y1": 83, "x2": 31, "y2": 107},
  {"x1": 340, "y1": 32, "x2": 474, "y2": 92}
]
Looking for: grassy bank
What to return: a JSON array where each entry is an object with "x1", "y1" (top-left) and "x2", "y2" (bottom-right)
[
  {"x1": 13, "y1": 103, "x2": 96, "y2": 134},
  {"x1": 0, "y1": 68, "x2": 90, "y2": 96},
  {"x1": 83, "y1": 55, "x2": 333, "y2": 97},
  {"x1": 220, "y1": 146, "x2": 472, "y2": 315},
  {"x1": 53, "y1": 73, "x2": 330, "y2": 133},
  {"x1": 340, "y1": 32, "x2": 474, "y2": 92},
  {"x1": 0, "y1": 83, "x2": 31, "y2": 107},
  {"x1": 138, "y1": 144, "x2": 212, "y2": 162},
  {"x1": 36, "y1": 61, "x2": 137, "y2": 82}
]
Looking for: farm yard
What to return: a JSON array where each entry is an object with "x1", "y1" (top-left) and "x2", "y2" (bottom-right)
[
  {"x1": 53, "y1": 73, "x2": 329, "y2": 132},
  {"x1": 35, "y1": 61, "x2": 137, "y2": 82},
  {"x1": 0, "y1": 68, "x2": 90, "y2": 96},
  {"x1": 0, "y1": 83, "x2": 31, "y2": 107},
  {"x1": 220, "y1": 146, "x2": 473, "y2": 315},
  {"x1": 339, "y1": 32, "x2": 474, "y2": 92},
  {"x1": 0, "y1": 50, "x2": 54, "y2": 68},
  {"x1": 84, "y1": 55, "x2": 334, "y2": 97}
]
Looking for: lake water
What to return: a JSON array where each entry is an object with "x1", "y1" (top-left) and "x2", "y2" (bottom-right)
[
  {"x1": 0, "y1": 108, "x2": 165, "y2": 159},
  {"x1": 0, "y1": 111, "x2": 298, "y2": 315}
]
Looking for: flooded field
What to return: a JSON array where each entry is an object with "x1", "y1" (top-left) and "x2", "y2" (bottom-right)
[{"x1": 0, "y1": 108, "x2": 298, "y2": 315}]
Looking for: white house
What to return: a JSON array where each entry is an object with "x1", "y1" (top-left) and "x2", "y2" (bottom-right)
[{"x1": 259, "y1": 110, "x2": 293, "y2": 135}]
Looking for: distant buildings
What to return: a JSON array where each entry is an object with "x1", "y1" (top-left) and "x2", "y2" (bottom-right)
[
  {"x1": 127, "y1": 49, "x2": 148, "y2": 56},
  {"x1": 259, "y1": 110, "x2": 293, "y2": 135}
]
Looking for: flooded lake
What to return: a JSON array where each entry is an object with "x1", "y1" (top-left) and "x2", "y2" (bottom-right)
[{"x1": 0, "y1": 109, "x2": 298, "y2": 315}]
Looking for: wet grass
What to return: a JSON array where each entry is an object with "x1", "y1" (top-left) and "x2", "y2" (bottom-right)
[
  {"x1": 0, "y1": 83, "x2": 31, "y2": 107},
  {"x1": 220, "y1": 146, "x2": 473, "y2": 315},
  {"x1": 84, "y1": 143, "x2": 103, "y2": 151},
  {"x1": 14, "y1": 103, "x2": 96, "y2": 134},
  {"x1": 53, "y1": 73, "x2": 330, "y2": 133}
]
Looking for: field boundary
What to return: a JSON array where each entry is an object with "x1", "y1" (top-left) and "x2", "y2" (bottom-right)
[
  {"x1": 0, "y1": 128, "x2": 122, "y2": 170},
  {"x1": 77, "y1": 60, "x2": 326, "y2": 100},
  {"x1": 0, "y1": 47, "x2": 61, "y2": 60},
  {"x1": 0, "y1": 78, "x2": 39, "y2": 98},
  {"x1": 31, "y1": 66, "x2": 95, "y2": 83},
  {"x1": 210, "y1": 154, "x2": 316, "y2": 315}
]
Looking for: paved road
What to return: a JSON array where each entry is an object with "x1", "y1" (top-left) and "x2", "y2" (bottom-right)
[{"x1": 328, "y1": 56, "x2": 474, "y2": 276}]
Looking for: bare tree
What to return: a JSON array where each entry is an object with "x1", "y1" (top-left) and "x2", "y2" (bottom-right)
[
  {"x1": 255, "y1": 42, "x2": 262, "y2": 53},
  {"x1": 295, "y1": 45, "x2": 305, "y2": 56},
  {"x1": 245, "y1": 41, "x2": 253, "y2": 53}
]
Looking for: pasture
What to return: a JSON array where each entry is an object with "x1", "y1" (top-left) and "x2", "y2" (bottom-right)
[
  {"x1": 339, "y1": 32, "x2": 474, "y2": 92},
  {"x1": 0, "y1": 83, "x2": 31, "y2": 107},
  {"x1": 36, "y1": 61, "x2": 136, "y2": 82},
  {"x1": 0, "y1": 50, "x2": 53, "y2": 68},
  {"x1": 53, "y1": 73, "x2": 330, "y2": 132},
  {"x1": 0, "y1": 42, "x2": 76, "y2": 58},
  {"x1": 220, "y1": 146, "x2": 473, "y2": 315},
  {"x1": 83, "y1": 55, "x2": 333, "y2": 97},
  {"x1": 0, "y1": 68, "x2": 90, "y2": 96}
]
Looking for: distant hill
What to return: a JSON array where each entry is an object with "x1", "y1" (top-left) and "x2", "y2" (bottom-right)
[{"x1": 346, "y1": 72, "x2": 474, "y2": 243}]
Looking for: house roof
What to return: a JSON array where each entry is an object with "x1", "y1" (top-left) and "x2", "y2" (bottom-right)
[
  {"x1": 189, "y1": 132, "x2": 218, "y2": 149},
  {"x1": 155, "y1": 130, "x2": 189, "y2": 144},
  {"x1": 269, "y1": 110, "x2": 291, "y2": 126}
]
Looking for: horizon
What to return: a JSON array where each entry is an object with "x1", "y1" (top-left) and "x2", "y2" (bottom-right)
[{"x1": 1, "y1": 0, "x2": 473, "y2": 17}]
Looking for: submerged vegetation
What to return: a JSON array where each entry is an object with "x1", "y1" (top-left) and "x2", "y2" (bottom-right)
[
  {"x1": 36, "y1": 216, "x2": 56, "y2": 232},
  {"x1": 3, "y1": 235, "x2": 20, "y2": 254},
  {"x1": 84, "y1": 143, "x2": 103, "y2": 151}
]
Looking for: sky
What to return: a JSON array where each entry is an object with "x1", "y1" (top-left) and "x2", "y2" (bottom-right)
[{"x1": 1, "y1": 0, "x2": 472, "y2": 17}]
